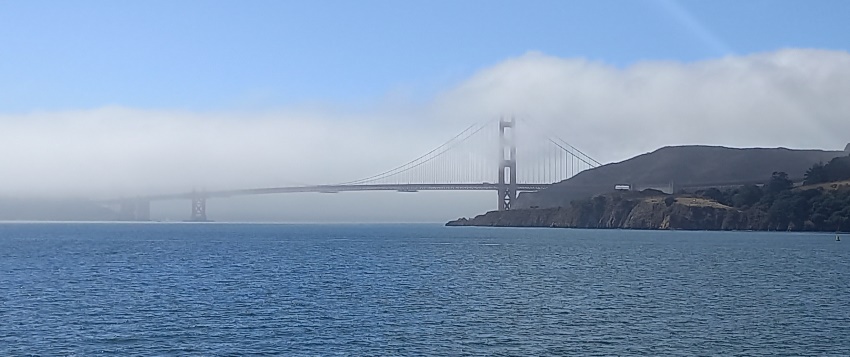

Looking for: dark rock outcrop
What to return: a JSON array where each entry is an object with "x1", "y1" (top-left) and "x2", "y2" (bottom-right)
[{"x1": 448, "y1": 193, "x2": 765, "y2": 230}]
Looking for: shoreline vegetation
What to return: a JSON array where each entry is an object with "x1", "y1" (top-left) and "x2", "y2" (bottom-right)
[{"x1": 448, "y1": 153, "x2": 850, "y2": 232}]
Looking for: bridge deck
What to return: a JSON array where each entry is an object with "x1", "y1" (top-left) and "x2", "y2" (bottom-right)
[{"x1": 103, "y1": 183, "x2": 552, "y2": 203}]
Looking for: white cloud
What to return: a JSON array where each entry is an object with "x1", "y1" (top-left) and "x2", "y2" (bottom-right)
[
  {"x1": 437, "y1": 49, "x2": 850, "y2": 163},
  {"x1": 1, "y1": 48, "x2": 849, "y2": 220}
]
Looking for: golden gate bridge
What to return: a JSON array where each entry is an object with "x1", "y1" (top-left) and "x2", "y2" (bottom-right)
[{"x1": 105, "y1": 117, "x2": 601, "y2": 221}]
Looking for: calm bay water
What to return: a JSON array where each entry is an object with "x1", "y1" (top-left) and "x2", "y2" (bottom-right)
[{"x1": 1, "y1": 223, "x2": 849, "y2": 355}]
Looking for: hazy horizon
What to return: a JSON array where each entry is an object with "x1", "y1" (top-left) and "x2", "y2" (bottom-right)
[{"x1": 2, "y1": 1, "x2": 850, "y2": 221}]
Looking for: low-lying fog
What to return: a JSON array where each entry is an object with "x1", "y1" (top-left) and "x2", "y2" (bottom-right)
[{"x1": 2, "y1": 50, "x2": 849, "y2": 221}]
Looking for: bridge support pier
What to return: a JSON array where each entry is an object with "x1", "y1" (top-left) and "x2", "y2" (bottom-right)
[
  {"x1": 189, "y1": 193, "x2": 208, "y2": 222},
  {"x1": 118, "y1": 199, "x2": 150, "y2": 221},
  {"x1": 498, "y1": 116, "x2": 517, "y2": 211}
]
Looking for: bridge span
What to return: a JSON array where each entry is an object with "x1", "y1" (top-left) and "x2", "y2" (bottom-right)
[
  {"x1": 106, "y1": 183, "x2": 553, "y2": 222},
  {"x1": 103, "y1": 117, "x2": 601, "y2": 221}
]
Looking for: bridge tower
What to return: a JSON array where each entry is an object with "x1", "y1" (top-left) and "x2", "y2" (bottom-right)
[
  {"x1": 498, "y1": 116, "x2": 517, "y2": 211},
  {"x1": 118, "y1": 198, "x2": 150, "y2": 221},
  {"x1": 190, "y1": 192, "x2": 208, "y2": 222}
]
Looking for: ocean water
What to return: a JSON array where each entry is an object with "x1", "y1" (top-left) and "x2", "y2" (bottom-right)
[{"x1": 1, "y1": 223, "x2": 849, "y2": 356}]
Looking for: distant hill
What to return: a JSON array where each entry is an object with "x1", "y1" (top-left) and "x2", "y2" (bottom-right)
[{"x1": 517, "y1": 145, "x2": 848, "y2": 209}]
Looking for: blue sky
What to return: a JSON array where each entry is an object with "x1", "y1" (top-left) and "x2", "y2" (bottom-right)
[
  {"x1": 2, "y1": 0, "x2": 849, "y2": 113},
  {"x1": 2, "y1": 1, "x2": 850, "y2": 221}
]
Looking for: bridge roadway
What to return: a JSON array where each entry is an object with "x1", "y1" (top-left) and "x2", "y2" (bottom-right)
[
  {"x1": 105, "y1": 176, "x2": 783, "y2": 204},
  {"x1": 104, "y1": 183, "x2": 552, "y2": 203},
  {"x1": 104, "y1": 178, "x2": 786, "y2": 221}
]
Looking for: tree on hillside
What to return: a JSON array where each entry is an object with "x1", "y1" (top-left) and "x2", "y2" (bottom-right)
[
  {"x1": 828, "y1": 210, "x2": 850, "y2": 232},
  {"x1": 756, "y1": 172, "x2": 794, "y2": 208},
  {"x1": 765, "y1": 171, "x2": 793, "y2": 194},
  {"x1": 732, "y1": 185, "x2": 762, "y2": 209},
  {"x1": 824, "y1": 155, "x2": 850, "y2": 182},
  {"x1": 804, "y1": 162, "x2": 828, "y2": 185},
  {"x1": 699, "y1": 187, "x2": 730, "y2": 205},
  {"x1": 803, "y1": 156, "x2": 850, "y2": 185}
]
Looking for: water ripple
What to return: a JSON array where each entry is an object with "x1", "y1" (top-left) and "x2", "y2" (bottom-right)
[{"x1": 1, "y1": 224, "x2": 849, "y2": 355}]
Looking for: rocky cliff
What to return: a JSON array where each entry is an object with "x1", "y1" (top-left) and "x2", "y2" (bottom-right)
[
  {"x1": 447, "y1": 193, "x2": 770, "y2": 230},
  {"x1": 450, "y1": 145, "x2": 850, "y2": 231}
]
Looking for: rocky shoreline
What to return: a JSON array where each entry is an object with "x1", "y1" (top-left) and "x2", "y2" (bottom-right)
[
  {"x1": 447, "y1": 194, "x2": 772, "y2": 231},
  {"x1": 449, "y1": 146, "x2": 850, "y2": 231}
]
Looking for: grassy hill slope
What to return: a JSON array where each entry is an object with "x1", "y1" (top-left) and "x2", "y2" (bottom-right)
[{"x1": 518, "y1": 145, "x2": 847, "y2": 209}]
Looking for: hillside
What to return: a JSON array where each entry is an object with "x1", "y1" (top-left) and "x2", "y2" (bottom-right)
[
  {"x1": 517, "y1": 145, "x2": 848, "y2": 209},
  {"x1": 450, "y1": 183, "x2": 850, "y2": 232},
  {"x1": 451, "y1": 153, "x2": 850, "y2": 232}
]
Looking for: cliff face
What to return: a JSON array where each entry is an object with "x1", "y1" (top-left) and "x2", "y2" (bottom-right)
[
  {"x1": 447, "y1": 194, "x2": 767, "y2": 230},
  {"x1": 450, "y1": 146, "x2": 850, "y2": 231}
]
